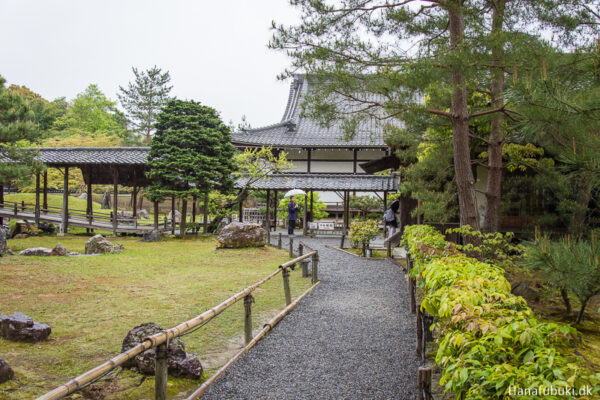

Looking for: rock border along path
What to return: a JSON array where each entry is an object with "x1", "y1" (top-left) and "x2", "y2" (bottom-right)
[{"x1": 202, "y1": 236, "x2": 421, "y2": 400}]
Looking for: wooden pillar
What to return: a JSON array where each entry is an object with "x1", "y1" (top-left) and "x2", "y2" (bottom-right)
[
  {"x1": 239, "y1": 199, "x2": 243, "y2": 222},
  {"x1": 171, "y1": 195, "x2": 175, "y2": 235},
  {"x1": 61, "y1": 167, "x2": 69, "y2": 235},
  {"x1": 303, "y1": 192, "x2": 308, "y2": 235},
  {"x1": 42, "y1": 171, "x2": 48, "y2": 213},
  {"x1": 112, "y1": 167, "x2": 118, "y2": 236},
  {"x1": 244, "y1": 294, "x2": 254, "y2": 345},
  {"x1": 35, "y1": 173, "x2": 40, "y2": 225},
  {"x1": 311, "y1": 252, "x2": 319, "y2": 284},
  {"x1": 282, "y1": 267, "x2": 292, "y2": 306},
  {"x1": 265, "y1": 190, "x2": 271, "y2": 232},
  {"x1": 153, "y1": 201, "x2": 159, "y2": 230},
  {"x1": 272, "y1": 190, "x2": 278, "y2": 231},
  {"x1": 344, "y1": 191, "x2": 349, "y2": 230},
  {"x1": 132, "y1": 186, "x2": 138, "y2": 219},
  {"x1": 87, "y1": 168, "x2": 93, "y2": 232},
  {"x1": 383, "y1": 191, "x2": 388, "y2": 238},
  {"x1": 353, "y1": 148, "x2": 358, "y2": 174},
  {"x1": 307, "y1": 148, "x2": 312, "y2": 173},
  {"x1": 155, "y1": 343, "x2": 168, "y2": 400},
  {"x1": 309, "y1": 191, "x2": 314, "y2": 222},
  {"x1": 203, "y1": 192, "x2": 208, "y2": 233},
  {"x1": 417, "y1": 367, "x2": 432, "y2": 400}
]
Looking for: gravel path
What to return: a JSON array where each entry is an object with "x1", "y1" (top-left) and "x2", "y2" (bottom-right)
[{"x1": 202, "y1": 236, "x2": 421, "y2": 400}]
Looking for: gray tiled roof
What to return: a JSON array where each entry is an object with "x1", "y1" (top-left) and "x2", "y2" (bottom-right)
[
  {"x1": 235, "y1": 173, "x2": 398, "y2": 192},
  {"x1": 13, "y1": 147, "x2": 150, "y2": 165},
  {"x1": 232, "y1": 76, "x2": 389, "y2": 148}
]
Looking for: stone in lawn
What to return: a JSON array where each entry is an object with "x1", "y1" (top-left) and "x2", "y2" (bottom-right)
[
  {"x1": 50, "y1": 243, "x2": 68, "y2": 256},
  {"x1": 0, "y1": 226, "x2": 7, "y2": 256},
  {"x1": 138, "y1": 209, "x2": 150, "y2": 219},
  {"x1": 217, "y1": 222, "x2": 267, "y2": 248},
  {"x1": 18, "y1": 247, "x2": 52, "y2": 256},
  {"x1": 121, "y1": 322, "x2": 203, "y2": 379},
  {"x1": 168, "y1": 209, "x2": 182, "y2": 223},
  {"x1": 0, "y1": 312, "x2": 51, "y2": 342},
  {"x1": 0, "y1": 358, "x2": 14, "y2": 383},
  {"x1": 84, "y1": 235, "x2": 123, "y2": 254},
  {"x1": 141, "y1": 229, "x2": 162, "y2": 242}
]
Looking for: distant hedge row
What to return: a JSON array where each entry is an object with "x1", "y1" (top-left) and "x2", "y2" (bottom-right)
[{"x1": 402, "y1": 225, "x2": 599, "y2": 399}]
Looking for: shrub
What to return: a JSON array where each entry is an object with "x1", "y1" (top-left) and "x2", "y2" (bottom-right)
[
  {"x1": 349, "y1": 219, "x2": 380, "y2": 256},
  {"x1": 403, "y1": 224, "x2": 600, "y2": 399}
]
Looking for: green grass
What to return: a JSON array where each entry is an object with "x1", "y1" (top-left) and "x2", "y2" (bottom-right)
[
  {"x1": 0, "y1": 235, "x2": 311, "y2": 399},
  {"x1": 5, "y1": 193, "x2": 107, "y2": 214},
  {"x1": 344, "y1": 248, "x2": 388, "y2": 258}
]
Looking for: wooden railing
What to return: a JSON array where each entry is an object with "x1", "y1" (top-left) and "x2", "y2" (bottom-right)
[{"x1": 36, "y1": 249, "x2": 320, "y2": 400}]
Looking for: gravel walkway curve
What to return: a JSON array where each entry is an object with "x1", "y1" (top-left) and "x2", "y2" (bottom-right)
[{"x1": 202, "y1": 236, "x2": 421, "y2": 400}]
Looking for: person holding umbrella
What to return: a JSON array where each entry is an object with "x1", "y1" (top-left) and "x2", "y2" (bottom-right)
[
  {"x1": 288, "y1": 195, "x2": 299, "y2": 237},
  {"x1": 384, "y1": 198, "x2": 400, "y2": 238}
]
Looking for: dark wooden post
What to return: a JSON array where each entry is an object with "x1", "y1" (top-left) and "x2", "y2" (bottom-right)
[
  {"x1": 310, "y1": 191, "x2": 314, "y2": 222},
  {"x1": 410, "y1": 277, "x2": 416, "y2": 314},
  {"x1": 42, "y1": 171, "x2": 48, "y2": 213},
  {"x1": 61, "y1": 167, "x2": 69, "y2": 235},
  {"x1": 112, "y1": 167, "x2": 118, "y2": 236},
  {"x1": 277, "y1": 232, "x2": 282, "y2": 249},
  {"x1": 387, "y1": 240, "x2": 392, "y2": 259},
  {"x1": 289, "y1": 237, "x2": 294, "y2": 258},
  {"x1": 0, "y1": 184, "x2": 4, "y2": 225},
  {"x1": 203, "y1": 192, "x2": 209, "y2": 233},
  {"x1": 383, "y1": 190, "x2": 388, "y2": 238},
  {"x1": 86, "y1": 167, "x2": 93, "y2": 232},
  {"x1": 34, "y1": 173, "x2": 40, "y2": 225},
  {"x1": 298, "y1": 243, "x2": 303, "y2": 257},
  {"x1": 153, "y1": 201, "x2": 159, "y2": 230},
  {"x1": 192, "y1": 196, "x2": 197, "y2": 223},
  {"x1": 303, "y1": 192, "x2": 308, "y2": 235},
  {"x1": 307, "y1": 148, "x2": 312, "y2": 173},
  {"x1": 243, "y1": 294, "x2": 254, "y2": 345},
  {"x1": 155, "y1": 343, "x2": 168, "y2": 400},
  {"x1": 272, "y1": 190, "x2": 278, "y2": 231},
  {"x1": 417, "y1": 366, "x2": 432, "y2": 400},
  {"x1": 353, "y1": 148, "x2": 358, "y2": 174},
  {"x1": 265, "y1": 190, "x2": 271, "y2": 243},
  {"x1": 416, "y1": 302, "x2": 423, "y2": 358},
  {"x1": 239, "y1": 199, "x2": 243, "y2": 222},
  {"x1": 311, "y1": 252, "x2": 319, "y2": 284},
  {"x1": 282, "y1": 267, "x2": 292, "y2": 306},
  {"x1": 171, "y1": 195, "x2": 175, "y2": 235}
]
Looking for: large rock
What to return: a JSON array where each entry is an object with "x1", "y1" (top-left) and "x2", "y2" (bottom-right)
[
  {"x1": 168, "y1": 210, "x2": 182, "y2": 223},
  {"x1": 11, "y1": 220, "x2": 37, "y2": 238},
  {"x1": 0, "y1": 358, "x2": 14, "y2": 383},
  {"x1": 0, "y1": 312, "x2": 51, "y2": 342},
  {"x1": 138, "y1": 209, "x2": 150, "y2": 219},
  {"x1": 121, "y1": 322, "x2": 203, "y2": 379},
  {"x1": 50, "y1": 243, "x2": 68, "y2": 256},
  {"x1": 85, "y1": 235, "x2": 123, "y2": 254},
  {"x1": 142, "y1": 229, "x2": 162, "y2": 242},
  {"x1": 18, "y1": 247, "x2": 52, "y2": 256},
  {"x1": 37, "y1": 222, "x2": 57, "y2": 234},
  {"x1": 0, "y1": 226, "x2": 7, "y2": 256},
  {"x1": 217, "y1": 222, "x2": 267, "y2": 248}
]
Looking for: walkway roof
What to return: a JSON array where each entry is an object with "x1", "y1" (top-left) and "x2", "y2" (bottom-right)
[{"x1": 235, "y1": 173, "x2": 398, "y2": 192}]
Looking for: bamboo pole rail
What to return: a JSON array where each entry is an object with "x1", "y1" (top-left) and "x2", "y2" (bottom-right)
[
  {"x1": 37, "y1": 250, "x2": 318, "y2": 400},
  {"x1": 186, "y1": 282, "x2": 321, "y2": 400}
]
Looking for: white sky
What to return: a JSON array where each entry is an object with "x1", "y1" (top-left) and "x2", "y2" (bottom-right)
[{"x1": 0, "y1": 0, "x2": 300, "y2": 128}]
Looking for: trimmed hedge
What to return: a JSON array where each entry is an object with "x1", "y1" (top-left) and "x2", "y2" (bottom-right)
[{"x1": 402, "y1": 225, "x2": 599, "y2": 399}]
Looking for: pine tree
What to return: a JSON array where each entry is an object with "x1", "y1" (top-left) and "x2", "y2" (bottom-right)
[
  {"x1": 118, "y1": 66, "x2": 172, "y2": 144},
  {"x1": 0, "y1": 76, "x2": 44, "y2": 184},
  {"x1": 145, "y1": 99, "x2": 236, "y2": 237}
]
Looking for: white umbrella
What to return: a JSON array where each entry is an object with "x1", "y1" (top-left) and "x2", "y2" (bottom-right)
[{"x1": 284, "y1": 189, "x2": 306, "y2": 197}]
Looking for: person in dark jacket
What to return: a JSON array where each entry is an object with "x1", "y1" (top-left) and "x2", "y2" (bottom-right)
[
  {"x1": 384, "y1": 198, "x2": 400, "y2": 238},
  {"x1": 288, "y1": 196, "x2": 299, "y2": 237}
]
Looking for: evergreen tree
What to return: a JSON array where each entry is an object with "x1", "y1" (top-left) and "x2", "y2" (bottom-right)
[
  {"x1": 0, "y1": 76, "x2": 44, "y2": 184},
  {"x1": 118, "y1": 66, "x2": 172, "y2": 144},
  {"x1": 145, "y1": 99, "x2": 236, "y2": 237}
]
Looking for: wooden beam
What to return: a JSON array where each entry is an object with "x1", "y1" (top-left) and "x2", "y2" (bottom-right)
[
  {"x1": 310, "y1": 191, "x2": 314, "y2": 222},
  {"x1": 265, "y1": 190, "x2": 270, "y2": 232},
  {"x1": 239, "y1": 199, "x2": 243, "y2": 222},
  {"x1": 272, "y1": 190, "x2": 278, "y2": 231},
  {"x1": 203, "y1": 192, "x2": 208, "y2": 233},
  {"x1": 112, "y1": 167, "x2": 118, "y2": 236},
  {"x1": 171, "y1": 195, "x2": 175, "y2": 235},
  {"x1": 192, "y1": 196, "x2": 197, "y2": 223},
  {"x1": 61, "y1": 167, "x2": 69, "y2": 235},
  {"x1": 43, "y1": 171, "x2": 48, "y2": 212},
  {"x1": 35, "y1": 173, "x2": 40, "y2": 225},
  {"x1": 153, "y1": 201, "x2": 159, "y2": 230},
  {"x1": 132, "y1": 186, "x2": 138, "y2": 219},
  {"x1": 353, "y1": 148, "x2": 358, "y2": 174},
  {"x1": 307, "y1": 148, "x2": 312, "y2": 173},
  {"x1": 87, "y1": 167, "x2": 93, "y2": 233},
  {"x1": 303, "y1": 192, "x2": 308, "y2": 235}
]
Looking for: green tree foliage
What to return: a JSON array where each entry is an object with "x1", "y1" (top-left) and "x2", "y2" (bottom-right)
[
  {"x1": 52, "y1": 84, "x2": 132, "y2": 140},
  {"x1": 523, "y1": 232, "x2": 600, "y2": 324},
  {"x1": 349, "y1": 219, "x2": 380, "y2": 256},
  {"x1": 349, "y1": 195, "x2": 382, "y2": 217},
  {"x1": 278, "y1": 193, "x2": 327, "y2": 222},
  {"x1": 146, "y1": 99, "x2": 236, "y2": 237},
  {"x1": 0, "y1": 76, "x2": 44, "y2": 184},
  {"x1": 8, "y1": 85, "x2": 66, "y2": 131},
  {"x1": 118, "y1": 66, "x2": 172, "y2": 144}
]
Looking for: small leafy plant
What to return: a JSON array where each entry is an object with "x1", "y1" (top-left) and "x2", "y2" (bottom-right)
[{"x1": 349, "y1": 219, "x2": 380, "y2": 256}]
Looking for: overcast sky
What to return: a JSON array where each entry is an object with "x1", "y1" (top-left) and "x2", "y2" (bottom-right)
[{"x1": 0, "y1": 0, "x2": 300, "y2": 128}]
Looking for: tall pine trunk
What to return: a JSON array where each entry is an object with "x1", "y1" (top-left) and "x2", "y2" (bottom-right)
[
  {"x1": 449, "y1": 3, "x2": 480, "y2": 230},
  {"x1": 180, "y1": 198, "x2": 187, "y2": 239},
  {"x1": 570, "y1": 176, "x2": 592, "y2": 236},
  {"x1": 484, "y1": 0, "x2": 506, "y2": 233}
]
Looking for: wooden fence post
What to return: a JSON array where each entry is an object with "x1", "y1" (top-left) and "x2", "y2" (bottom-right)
[
  {"x1": 289, "y1": 237, "x2": 294, "y2": 258},
  {"x1": 311, "y1": 252, "x2": 319, "y2": 284},
  {"x1": 387, "y1": 240, "x2": 392, "y2": 259},
  {"x1": 416, "y1": 302, "x2": 423, "y2": 358},
  {"x1": 417, "y1": 366, "x2": 432, "y2": 400},
  {"x1": 282, "y1": 267, "x2": 292, "y2": 306},
  {"x1": 155, "y1": 343, "x2": 168, "y2": 400},
  {"x1": 298, "y1": 243, "x2": 303, "y2": 257},
  {"x1": 277, "y1": 232, "x2": 282, "y2": 249},
  {"x1": 410, "y1": 277, "x2": 416, "y2": 315},
  {"x1": 244, "y1": 294, "x2": 254, "y2": 345}
]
